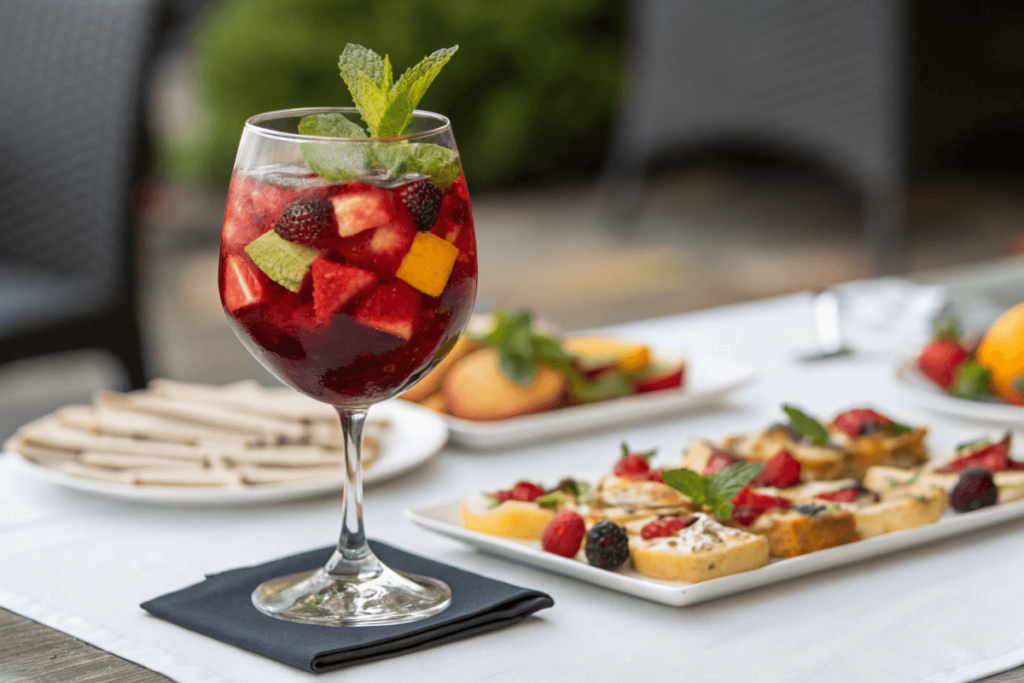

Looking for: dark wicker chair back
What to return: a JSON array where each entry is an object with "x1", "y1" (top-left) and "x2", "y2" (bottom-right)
[{"x1": 0, "y1": 0, "x2": 166, "y2": 387}]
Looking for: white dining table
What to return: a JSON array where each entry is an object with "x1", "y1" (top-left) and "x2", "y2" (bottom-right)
[{"x1": 3, "y1": 288, "x2": 1024, "y2": 683}]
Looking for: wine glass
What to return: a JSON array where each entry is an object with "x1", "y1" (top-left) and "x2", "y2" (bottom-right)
[{"x1": 218, "y1": 107, "x2": 477, "y2": 625}]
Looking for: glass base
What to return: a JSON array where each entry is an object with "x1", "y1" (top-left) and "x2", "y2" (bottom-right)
[{"x1": 252, "y1": 564, "x2": 452, "y2": 626}]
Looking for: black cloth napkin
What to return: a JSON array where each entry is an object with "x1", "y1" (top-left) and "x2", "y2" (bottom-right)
[{"x1": 141, "y1": 540, "x2": 554, "y2": 673}]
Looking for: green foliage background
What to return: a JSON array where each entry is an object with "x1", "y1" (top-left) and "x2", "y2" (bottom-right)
[{"x1": 165, "y1": 0, "x2": 625, "y2": 189}]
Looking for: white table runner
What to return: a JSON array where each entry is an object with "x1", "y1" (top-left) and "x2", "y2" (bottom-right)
[{"x1": 3, "y1": 292, "x2": 1024, "y2": 683}]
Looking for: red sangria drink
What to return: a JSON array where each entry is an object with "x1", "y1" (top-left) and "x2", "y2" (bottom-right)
[
  {"x1": 220, "y1": 164, "x2": 477, "y2": 407},
  {"x1": 220, "y1": 45, "x2": 473, "y2": 626}
]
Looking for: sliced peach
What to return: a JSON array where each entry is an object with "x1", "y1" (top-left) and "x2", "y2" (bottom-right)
[{"x1": 396, "y1": 232, "x2": 459, "y2": 297}]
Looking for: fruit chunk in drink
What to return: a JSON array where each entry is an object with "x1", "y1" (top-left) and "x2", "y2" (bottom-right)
[{"x1": 219, "y1": 164, "x2": 477, "y2": 407}]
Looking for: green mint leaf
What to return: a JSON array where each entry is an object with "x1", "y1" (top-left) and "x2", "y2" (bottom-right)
[
  {"x1": 298, "y1": 113, "x2": 367, "y2": 139},
  {"x1": 298, "y1": 112, "x2": 370, "y2": 181},
  {"x1": 934, "y1": 319, "x2": 961, "y2": 340},
  {"x1": 1014, "y1": 376, "x2": 1024, "y2": 397},
  {"x1": 338, "y1": 44, "x2": 393, "y2": 136},
  {"x1": 370, "y1": 142, "x2": 461, "y2": 190},
  {"x1": 951, "y1": 361, "x2": 991, "y2": 399},
  {"x1": 377, "y1": 45, "x2": 458, "y2": 138},
  {"x1": 890, "y1": 422, "x2": 914, "y2": 435},
  {"x1": 661, "y1": 468, "x2": 709, "y2": 507},
  {"x1": 568, "y1": 371, "x2": 630, "y2": 403},
  {"x1": 499, "y1": 352, "x2": 535, "y2": 386},
  {"x1": 535, "y1": 492, "x2": 563, "y2": 510},
  {"x1": 783, "y1": 405, "x2": 830, "y2": 445},
  {"x1": 955, "y1": 438, "x2": 989, "y2": 454},
  {"x1": 707, "y1": 461, "x2": 763, "y2": 518},
  {"x1": 243, "y1": 231, "x2": 318, "y2": 293}
]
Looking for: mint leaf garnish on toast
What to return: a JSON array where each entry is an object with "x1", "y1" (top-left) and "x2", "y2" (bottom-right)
[
  {"x1": 662, "y1": 462, "x2": 762, "y2": 519},
  {"x1": 244, "y1": 231, "x2": 318, "y2": 292},
  {"x1": 782, "y1": 404, "x2": 830, "y2": 445}
]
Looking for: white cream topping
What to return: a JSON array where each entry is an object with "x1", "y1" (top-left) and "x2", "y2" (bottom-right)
[{"x1": 643, "y1": 513, "x2": 747, "y2": 553}]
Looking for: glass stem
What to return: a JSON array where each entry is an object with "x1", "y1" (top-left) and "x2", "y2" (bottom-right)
[{"x1": 324, "y1": 408, "x2": 382, "y2": 580}]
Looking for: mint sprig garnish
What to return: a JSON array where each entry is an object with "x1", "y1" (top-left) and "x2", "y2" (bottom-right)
[
  {"x1": 338, "y1": 44, "x2": 457, "y2": 138},
  {"x1": 474, "y1": 308, "x2": 630, "y2": 403},
  {"x1": 662, "y1": 462, "x2": 763, "y2": 519},
  {"x1": 934, "y1": 319, "x2": 961, "y2": 340},
  {"x1": 890, "y1": 422, "x2": 914, "y2": 435},
  {"x1": 299, "y1": 44, "x2": 461, "y2": 188},
  {"x1": 782, "y1": 405, "x2": 830, "y2": 445}
]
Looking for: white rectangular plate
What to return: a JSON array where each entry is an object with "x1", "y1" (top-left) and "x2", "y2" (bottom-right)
[
  {"x1": 438, "y1": 353, "x2": 755, "y2": 449},
  {"x1": 405, "y1": 497, "x2": 1024, "y2": 606}
]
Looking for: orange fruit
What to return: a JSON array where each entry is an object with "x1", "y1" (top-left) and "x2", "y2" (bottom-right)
[{"x1": 976, "y1": 303, "x2": 1024, "y2": 404}]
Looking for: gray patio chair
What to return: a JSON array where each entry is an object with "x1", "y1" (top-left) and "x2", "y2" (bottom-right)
[
  {"x1": 0, "y1": 0, "x2": 168, "y2": 388},
  {"x1": 604, "y1": 0, "x2": 906, "y2": 274}
]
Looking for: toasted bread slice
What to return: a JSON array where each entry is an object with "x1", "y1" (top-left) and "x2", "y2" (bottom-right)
[
  {"x1": 444, "y1": 348, "x2": 567, "y2": 421},
  {"x1": 629, "y1": 514, "x2": 768, "y2": 582},
  {"x1": 828, "y1": 427, "x2": 930, "y2": 472},
  {"x1": 461, "y1": 493, "x2": 555, "y2": 539},
  {"x1": 849, "y1": 485, "x2": 947, "y2": 538},
  {"x1": 744, "y1": 507, "x2": 860, "y2": 558},
  {"x1": 585, "y1": 480, "x2": 693, "y2": 526},
  {"x1": 864, "y1": 466, "x2": 1024, "y2": 505},
  {"x1": 722, "y1": 426, "x2": 851, "y2": 480}
]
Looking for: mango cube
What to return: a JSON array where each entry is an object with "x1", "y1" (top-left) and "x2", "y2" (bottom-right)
[{"x1": 396, "y1": 232, "x2": 459, "y2": 297}]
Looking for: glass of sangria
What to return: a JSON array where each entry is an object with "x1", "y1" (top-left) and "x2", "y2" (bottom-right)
[{"x1": 218, "y1": 105, "x2": 476, "y2": 625}]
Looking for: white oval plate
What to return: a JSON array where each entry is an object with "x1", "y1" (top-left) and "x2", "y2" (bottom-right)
[
  {"x1": 6, "y1": 400, "x2": 447, "y2": 506},
  {"x1": 438, "y1": 353, "x2": 755, "y2": 449},
  {"x1": 894, "y1": 358, "x2": 1024, "y2": 426},
  {"x1": 405, "y1": 495, "x2": 1024, "y2": 607}
]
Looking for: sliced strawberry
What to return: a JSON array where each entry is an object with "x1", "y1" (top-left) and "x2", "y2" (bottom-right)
[
  {"x1": 938, "y1": 435, "x2": 1020, "y2": 473},
  {"x1": 311, "y1": 258, "x2": 377, "y2": 323},
  {"x1": 815, "y1": 488, "x2": 862, "y2": 503},
  {"x1": 752, "y1": 450, "x2": 801, "y2": 488},
  {"x1": 222, "y1": 254, "x2": 264, "y2": 312},
  {"x1": 350, "y1": 281, "x2": 421, "y2": 340},
  {"x1": 640, "y1": 515, "x2": 698, "y2": 539},
  {"x1": 646, "y1": 469, "x2": 664, "y2": 483},
  {"x1": 634, "y1": 365, "x2": 685, "y2": 393},
  {"x1": 731, "y1": 485, "x2": 792, "y2": 526},
  {"x1": 338, "y1": 221, "x2": 418, "y2": 279},
  {"x1": 541, "y1": 510, "x2": 586, "y2": 558},
  {"x1": 331, "y1": 186, "x2": 391, "y2": 237},
  {"x1": 703, "y1": 448, "x2": 742, "y2": 475},
  {"x1": 917, "y1": 338, "x2": 968, "y2": 389}
]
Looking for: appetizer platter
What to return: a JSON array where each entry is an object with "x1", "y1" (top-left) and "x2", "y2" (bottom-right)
[
  {"x1": 3, "y1": 380, "x2": 448, "y2": 504},
  {"x1": 407, "y1": 405, "x2": 1024, "y2": 606},
  {"x1": 896, "y1": 306, "x2": 1024, "y2": 424},
  {"x1": 400, "y1": 310, "x2": 754, "y2": 448}
]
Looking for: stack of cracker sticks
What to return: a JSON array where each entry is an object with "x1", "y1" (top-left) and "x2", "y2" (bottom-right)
[{"x1": 3, "y1": 380, "x2": 387, "y2": 487}]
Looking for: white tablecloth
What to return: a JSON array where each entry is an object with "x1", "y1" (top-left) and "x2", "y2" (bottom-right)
[{"x1": 3, "y1": 292, "x2": 1024, "y2": 683}]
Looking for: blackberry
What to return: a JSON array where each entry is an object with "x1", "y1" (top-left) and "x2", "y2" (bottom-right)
[
  {"x1": 396, "y1": 179, "x2": 442, "y2": 231},
  {"x1": 584, "y1": 521, "x2": 630, "y2": 571},
  {"x1": 950, "y1": 467, "x2": 998, "y2": 512},
  {"x1": 274, "y1": 198, "x2": 336, "y2": 246}
]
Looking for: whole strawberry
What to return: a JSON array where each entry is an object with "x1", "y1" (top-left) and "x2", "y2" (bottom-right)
[
  {"x1": 613, "y1": 442, "x2": 655, "y2": 477},
  {"x1": 541, "y1": 510, "x2": 586, "y2": 558},
  {"x1": 918, "y1": 329, "x2": 968, "y2": 390}
]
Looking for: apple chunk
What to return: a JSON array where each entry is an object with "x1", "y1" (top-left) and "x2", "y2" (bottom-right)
[{"x1": 332, "y1": 189, "x2": 390, "y2": 237}]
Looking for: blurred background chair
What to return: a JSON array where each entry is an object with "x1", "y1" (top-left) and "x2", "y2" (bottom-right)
[
  {"x1": 604, "y1": 0, "x2": 906, "y2": 274},
  {"x1": 0, "y1": 0, "x2": 169, "y2": 389}
]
